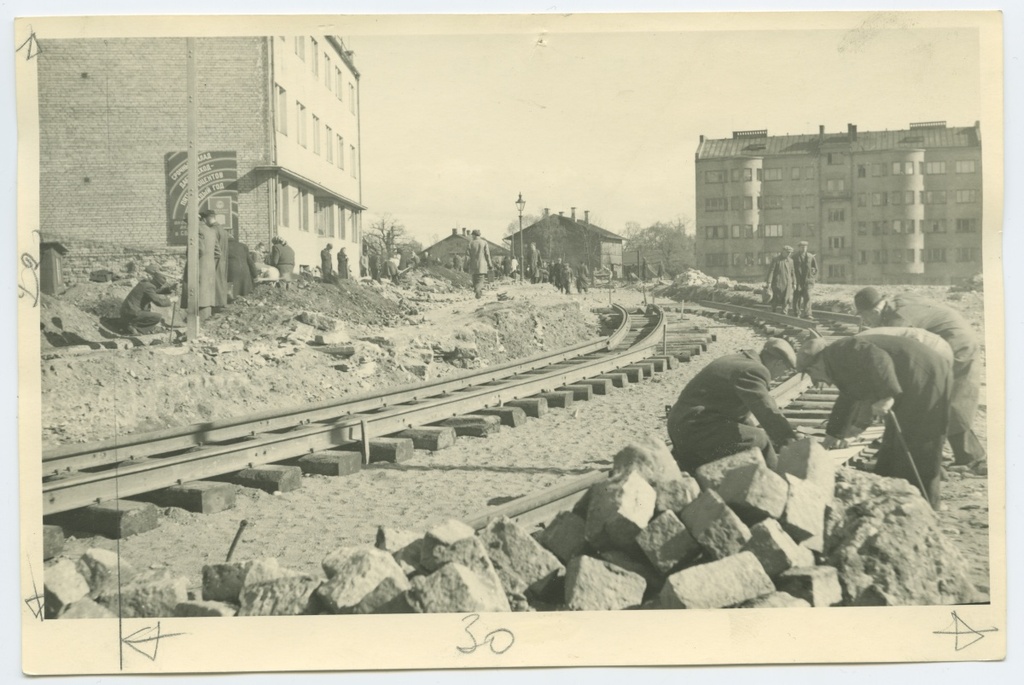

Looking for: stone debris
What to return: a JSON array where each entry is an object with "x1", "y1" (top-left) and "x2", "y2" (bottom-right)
[
  {"x1": 44, "y1": 558, "x2": 91, "y2": 618},
  {"x1": 741, "y1": 519, "x2": 815, "y2": 578},
  {"x1": 658, "y1": 551, "x2": 774, "y2": 609},
  {"x1": 564, "y1": 555, "x2": 646, "y2": 611},
  {"x1": 715, "y1": 462, "x2": 789, "y2": 524},
  {"x1": 478, "y1": 517, "x2": 564, "y2": 598},
  {"x1": 318, "y1": 546, "x2": 411, "y2": 613},
  {"x1": 583, "y1": 470, "x2": 657, "y2": 551},
  {"x1": 99, "y1": 568, "x2": 190, "y2": 618},
  {"x1": 679, "y1": 490, "x2": 752, "y2": 560},
  {"x1": 76, "y1": 547, "x2": 134, "y2": 599},
  {"x1": 636, "y1": 511, "x2": 702, "y2": 574},
  {"x1": 776, "y1": 566, "x2": 843, "y2": 607},
  {"x1": 694, "y1": 447, "x2": 765, "y2": 491},
  {"x1": 536, "y1": 511, "x2": 587, "y2": 564}
]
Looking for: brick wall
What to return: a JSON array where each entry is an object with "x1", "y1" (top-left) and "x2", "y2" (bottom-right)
[{"x1": 38, "y1": 37, "x2": 274, "y2": 251}]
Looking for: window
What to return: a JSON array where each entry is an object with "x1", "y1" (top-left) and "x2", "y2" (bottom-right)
[
  {"x1": 729, "y1": 196, "x2": 743, "y2": 211},
  {"x1": 871, "y1": 163, "x2": 886, "y2": 177},
  {"x1": 857, "y1": 193, "x2": 867, "y2": 207},
  {"x1": 858, "y1": 250, "x2": 868, "y2": 264},
  {"x1": 922, "y1": 248, "x2": 947, "y2": 263},
  {"x1": 339, "y1": 208, "x2": 347, "y2": 240},
  {"x1": 874, "y1": 250, "x2": 888, "y2": 264},
  {"x1": 804, "y1": 195, "x2": 816, "y2": 208},
  {"x1": 325, "y1": 126, "x2": 333, "y2": 163},
  {"x1": 791, "y1": 196, "x2": 801, "y2": 209},
  {"x1": 298, "y1": 188, "x2": 310, "y2": 231},
  {"x1": 745, "y1": 252, "x2": 755, "y2": 266},
  {"x1": 956, "y1": 160, "x2": 977, "y2": 174},
  {"x1": 763, "y1": 168, "x2": 783, "y2": 181},
  {"x1": 278, "y1": 180, "x2": 290, "y2": 227},
  {"x1": 872, "y1": 192, "x2": 887, "y2": 207},
  {"x1": 350, "y1": 145, "x2": 357, "y2": 177},
  {"x1": 890, "y1": 191, "x2": 903, "y2": 206},
  {"x1": 791, "y1": 223, "x2": 802, "y2": 237},
  {"x1": 857, "y1": 165, "x2": 867, "y2": 178},
  {"x1": 296, "y1": 102, "x2": 307, "y2": 147},
  {"x1": 956, "y1": 189, "x2": 978, "y2": 204},
  {"x1": 325, "y1": 54, "x2": 332, "y2": 87},
  {"x1": 829, "y1": 236, "x2": 846, "y2": 249},
  {"x1": 791, "y1": 167, "x2": 801, "y2": 181},
  {"x1": 349, "y1": 83, "x2": 356, "y2": 113},
  {"x1": 872, "y1": 220, "x2": 889, "y2": 235},
  {"x1": 922, "y1": 190, "x2": 947, "y2": 205},
  {"x1": 730, "y1": 168, "x2": 753, "y2": 182},
  {"x1": 956, "y1": 218, "x2": 978, "y2": 233},
  {"x1": 826, "y1": 178, "x2": 845, "y2": 192},
  {"x1": 705, "y1": 170, "x2": 727, "y2": 183},
  {"x1": 335, "y1": 67, "x2": 343, "y2": 99},
  {"x1": 275, "y1": 85, "x2": 288, "y2": 134},
  {"x1": 312, "y1": 115, "x2": 321, "y2": 154},
  {"x1": 828, "y1": 264, "x2": 846, "y2": 279},
  {"x1": 744, "y1": 196, "x2": 753, "y2": 210},
  {"x1": 955, "y1": 247, "x2": 980, "y2": 262},
  {"x1": 857, "y1": 221, "x2": 868, "y2": 235},
  {"x1": 805, "y1": 223, "x2": 816, "y2": 235},
  {"x1": 906, "y1": 249, "x2": 916, "y2": 263},
  {"x1": 704, "y1": 253, "x2": 728, "y2": 267},
  {"x1": 757, "y1": 252, "x2": 768, "y2": 266},
  {"x1": 743, "y1": 224, "x2": 754, "y2": 238},
  {"x1": 826, "y1": 153, "x2": 844, "y2": 166},
  {"x1": 314, "y1": 198, "x2": 329, "y2": 237},
  {"x1": 337, "y1": 135, "x2": 345, "y2": 169},
  {"x1": 892, "y1": 250, "x2": 906, "y2": 264},
  {"x1": 763, "y1": 224, "x2": 783, "y2": 237},
  {"x1": 924, "y1": 161, "x2": 947, "y2": 175},
  {"x1": 295, "y1": 36, "x2": 305, "y2": 60},
  {"x1": 892, "y1": 219, "x2": 908, "y2": 234},
  {"x1": 311, "y1": 38, "x2": 319, "y2": 75},
  {"x1": 905, "y1": 190, "x2": 915, "y2": 205},
  {"x1": 704, "y1": 198, "x2": 728, "y2": 212},
  {"x1": 892, "y1": 161, "x2": 914, "y2": 175},
  {"x1": 925, "y1": 219, "x2": 947, "y2": 234},
  {"x1": 827, "y1": 208, "x2": 845, "y2": 222},
  {"x1": 764, "y1": 196, "x2": 785, "y2": 210},
  {"x1": 805, "y1": 166, "x2": 816, "y2": 179},
  {"x1": 732, "y1": 253, "x2": 745, "y2": 266},
  {"x1": 704, "y1": 225, "x2": 727, "y2": 239}
]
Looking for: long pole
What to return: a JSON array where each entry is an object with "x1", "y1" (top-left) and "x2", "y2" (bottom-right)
[
  {"x1": 517, "y1": 209, "x2": 523, "y2": 283},
  {"x1": 185, "y1": 38, "x2": 200, "y2": 340}
]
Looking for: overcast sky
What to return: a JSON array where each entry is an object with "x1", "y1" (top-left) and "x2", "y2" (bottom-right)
[{"x1": 347, "y1": 21, "x2": 981, "y2": 248}]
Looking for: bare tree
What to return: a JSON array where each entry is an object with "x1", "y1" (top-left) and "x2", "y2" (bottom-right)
[
  {"x1": 623, "y1": 216, "x2": 696, "y2": 277},
  {"x1": 367, "y1": 214, "x2": 407, "y2": 259}
]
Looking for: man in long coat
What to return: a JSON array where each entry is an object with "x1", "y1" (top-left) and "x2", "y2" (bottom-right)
[
  {"x1": 765, "y1": 245, "x2": 796, "y2": 314},
  {"x1": 320, "y1": 244, "x2": 334, "y2": 283},
  {"x1": 791, "y1": 241, "x2": 818, "y2": 318},
  {"x1": 466, "y1": 229, "x2": 492, "y2": 299},
  {"x1": 797, "y1": 334, "x2": 952, "y2": 509},
  {"x1": 337, "y1": 247, "x2": 350, "y2": 280},
  {"x1": 854, "y1": 287, "x2": 985, "y2": 472},
  {"x1": 180, "y1": 213, "x2": 219, "y2": 319},
  {"x1": 199, "y1": 209, "x2": 230, "y2": 309},
  {"x1": 269, "y1": 237, "x2": 296, "y2": 290},
  {"x1": 227, "y1": 235, "x2": 259, "y2": 299},
  {"x1": 667, "y1": 338, "x2": 800, "y2": 473}
]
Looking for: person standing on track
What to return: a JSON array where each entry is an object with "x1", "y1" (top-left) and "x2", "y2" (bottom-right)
[
  {"x1": 791, "y1": 241, "x2": 818, "y2": 318},
  {"x1": 765, "y1": 245, "x2": 796, "y2": 314},
  {"x1": 853, "y1": 287, "x2": 986, "y2": 474},
  {"x1": 467, "y1": 229, "x2": 492, "y2": 299},
  {"x1": 797, "y1": 334, "x2": 952, "y2": 509},
  {"x1": 667, "y1": 338, "x2": 800, "y2": 473}
]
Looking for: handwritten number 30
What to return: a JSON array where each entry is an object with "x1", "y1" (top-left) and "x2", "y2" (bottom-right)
[{"x1": 458, "y1": 613, "x2": 515, "y2": 655}]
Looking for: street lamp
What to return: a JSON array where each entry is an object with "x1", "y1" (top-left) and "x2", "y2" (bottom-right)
[{"x1": 515, "y1": 192, "x2": 526, "y2": 282}]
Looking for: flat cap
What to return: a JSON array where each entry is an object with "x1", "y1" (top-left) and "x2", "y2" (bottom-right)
[
  {"x1": 854, "y1": 286, "x2": 884, "y2": 312},
  {"x1": 796, "y1": 337, "x2": 830, "y2": 371},
  {"x1": 798, "y1": 240, "x2": 809, "y2": 246},
  {"x1": 198, "y1": 208, "x2": 217, "y2": 219},
  {"x1": 761, "y1": 337, "x2": 797, "y2": 368}
]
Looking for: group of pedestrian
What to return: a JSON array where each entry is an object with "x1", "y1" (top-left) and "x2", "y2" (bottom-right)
[
  {"x1": 319, "y1": 244, "x2": 351, "y2": 283},
  {"x1": 544, "y1": 258, "x2": 590, "y2": 295},
  {"x1": 666, "y1": 288, "x2": 985, "y2": 510},
  {"x1": 765, "y1": 241, "x2": 818, "y2": 317}
]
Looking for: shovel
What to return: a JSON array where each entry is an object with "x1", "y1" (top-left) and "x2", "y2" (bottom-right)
[{"x1": 886, "y1": 410, "x2": 931, "y2": 504}]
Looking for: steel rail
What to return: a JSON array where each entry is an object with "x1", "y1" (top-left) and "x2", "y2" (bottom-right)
[
  {"x1": 698, "y1": 300, "x2": 820, "y2": 331},
  {"x1": 43, "y1": 306, "x2": 666, "y2": 515},
  {"x1": 43, "y1": 304, "x2": 636, "y2": 476}
]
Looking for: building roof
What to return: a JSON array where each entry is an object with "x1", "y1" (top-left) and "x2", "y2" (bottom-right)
[
  {"x1": 508, "y1": 213, "x2": 625, "y2": 244},
  {"x1": 421, "y1": 232, "x2": 510, "y2": 256},
  {"x1": 696, "y1": 123, "x2": 981, "y2": 160}
]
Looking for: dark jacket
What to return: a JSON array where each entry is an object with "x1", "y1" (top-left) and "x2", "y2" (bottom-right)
[
  {"x1": 270, "y1": 243, "x2": 296, "y2": 273},
  {"x1": 121, "y1": 280, "x2": 171, "y2": 319},
  {"x1": 321, "y1": 248, "x2": 334, "y2": 278},
  {"x1": 791, "y1": 251, "x2": 818, "y2": 288},
  {"x1": 228, "y1": 238, "x2": 259, "y2": 297}
]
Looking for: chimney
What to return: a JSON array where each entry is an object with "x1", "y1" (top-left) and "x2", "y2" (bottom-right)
[
  {"x1": 558, "y1": 211, "x2": 564, "y2": 217},
  {"x1": 699, "y1": 134, "x2": 704, "y2": 143},
  {"x1": 584, "y1": 210, "x2": 590, "y2": 225},
  {"x1": 462, "y1": 228, "x2": 468, "y2": 236},
  {"x1": 571, "y1": 207, "x2": 576, "y2": 221},
  {"x1": 818, "y1": 124, "x2": 825, "y2": 142},
  {"x1": 452, "y1": 228, "x2": 458, "y2": 236},
  {"x1": 543, "y1": 208, "x2": 549, "y2": 218},
  {"x1": 848, "y1": 123, "x2": 857, "y2": 141}
]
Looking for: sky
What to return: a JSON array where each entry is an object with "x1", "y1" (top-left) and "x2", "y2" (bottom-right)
[{"x1": 347, "y1": 20, "x2": 982, "y2": 248}]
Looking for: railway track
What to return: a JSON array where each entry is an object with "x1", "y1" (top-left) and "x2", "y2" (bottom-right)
[
  {"x1": 462, "y1": 301, "x2": 881, "y2": 533},
  {"x1": 42, "y1": 303, "x2": 688, "y2": 518}
]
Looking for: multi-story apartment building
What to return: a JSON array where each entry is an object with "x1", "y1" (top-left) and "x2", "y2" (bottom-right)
[
  {"x1": 694, "y1": 122, "x2": 982, "y2": 284},
  {"x1": 38, "y1": 35, "x2": 364, "y2": 276}
]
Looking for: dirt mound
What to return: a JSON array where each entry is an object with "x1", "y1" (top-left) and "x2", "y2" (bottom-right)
[{"x1": 823, "y1": 468, "x2": 978, "y2": 606}]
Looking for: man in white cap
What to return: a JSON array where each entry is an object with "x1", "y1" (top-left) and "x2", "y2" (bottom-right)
[
  {"x1": 667, "y1": 338, "x2": 800, "y2": 473},
  {"x1": 765, "y1": 245, "x2": 796, "y2": 314},
  {"x1": 796, "y1": 333, "x2": 952, "y2": 509}
]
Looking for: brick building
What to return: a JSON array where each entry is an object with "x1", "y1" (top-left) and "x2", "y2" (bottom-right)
[
  {"x1": 506, "y1": 208, "x2": 625, "y2": 275},
  {"x1": 694, "y1": 122, "x2": 983, "y2": 284},
  {"x1": 421, "y1": 228, "x2": 511, "y2": 268},
  {"x1": 38, "y1": 35, "x2": 364, "y2": 281}
]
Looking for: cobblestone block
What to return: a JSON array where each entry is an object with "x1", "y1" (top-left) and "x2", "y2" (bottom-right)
[
  {"x1": 536, "y1": 511, "x2": 587, "y2": 564},
  {"x1": 318, "y1": 546, "x2": 410, "y2": 613},
  {"x1": 777, "y1": 439, "x2": 837, "y2": 494},
  {"x1": 716, "y1": 463, "x2": 790, "y2": 524},
  {"x1": 470, "y1": 406, "x2": 527, "y2": 427},
  {"x1": 537, "y1": 390, "x2": 574, "y2": 409},
  {"x1": 741, "y1": 519, "x2": 815, "y2": 578},
  {"x1": 44, "y1": 558, "x2": 90, "y2": 618},
  {"x1": 479, "y1": 516, "x2": 564, "y2": 597},
  {"x1": 504, "y1": 398, "x2": 548, "y2": 418},
  {"x1": 781, "y1": 474, "x2": 829, "y2": 552},
  {"x1": 737, "y1": 591, "x2": 811, "y2": 608},
  {"x1": 76, "y1": 547, "x2": 134, "y2": 600},
  {"x1": 59, "y1": 597, "x2": 117, "y2": 619},
  {"x1": 658, "y1": 551, "x2": 775, "y2": 609},
  {"x1": 436, "y1": 414, "x2": 501, "y2": 437},
  {"x1": 408, "y1": 563, "x2": 511, "y2": 613},
  {"x1": 557, "y1": 384, "x2": 593, "y2": 401},
  {"x1": 564, "y1": 555, "x2": 646, "y2": 611},
  {"x1": 679, "y1": 490, "x2": 751, "y2": 560},
  {"x1": 297, "y1": 451, "x2": 362, "y2": 476},
  {"x1": 223, "y1": 465, "x2": 302, "y2": 494},
  {"x1": 133, "y1": 480, "x2": 236, "y2": 514},
  {"x1": 394, "y1": 426, "x2": 457, "y2": 451},
  {"x1": 694, "y1": 447, "x2": 765, "y2": 491},
  {"x1": 776, "y1": 565, "x2": 843, "y2": 607},
  {"x1": 584, "y1": 470, "x2": 657, "y2": 551},
  {"x1": 174, "y1": 600, "x2": 238, "y2": 617},
  {"x1": 637, "y1": 511, "x2": 702, "y2": 574}
]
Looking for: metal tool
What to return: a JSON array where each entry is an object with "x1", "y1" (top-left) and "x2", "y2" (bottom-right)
[{"x1": 886, "y1": 410, "x2": 931, "y2": 503}]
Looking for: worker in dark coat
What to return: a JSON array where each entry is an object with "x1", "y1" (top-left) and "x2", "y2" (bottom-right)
[
  {"x1": 791, "y1": 241, "x2": 818, "y2": 318},
  {"x1": 576, "y1": 262, "x2": 590, "y2": 293},
  {"x1": 854, "y1": 287, "x2": 985, "y2": 473},
  {"x1": 320, "y1": 244, "x2": 334, "y2": 283},
  {"x1": 368, "y1": 252, "x2": 381, "y2": 282},
  {"x1": 269, "y1": 237, "x2": 296, "y2": 290},
  {"x1": 121, "y1": 266, "x2": 173, "y2": 333},
  {"x1": 466, "y1": 229, "x2": 492, "y2": 298},
  {"x1": 179, "y1": 213, "x2": 219, "y2": 319},
  {"x1": 198, "y1": 209, "x2": 230, "y2": 309},
  {"x1": 797, "y1": 334, "x2": 953, "y2": 509},
  {"x1": 227, "y1": 235, "x2": 259, "y2": 299},
  {"x1": 667, "y1": 338, "x2": 800, "y2": 473},
  {"x1": 337, "y1": 247, "x2": 350, "y2": 280},
  {"x1": 765, "y1": 245, "x2": 796, "y2": 314},
  {"x1": 561, "y1": 262, "x2": 574, "y2": 295}
]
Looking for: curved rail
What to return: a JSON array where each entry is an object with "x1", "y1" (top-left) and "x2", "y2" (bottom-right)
[{"x1": 43, "y1": 304, "x2": 668, "y2": 515}]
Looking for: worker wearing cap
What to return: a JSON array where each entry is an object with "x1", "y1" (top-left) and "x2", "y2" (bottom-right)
[
  {"x1": 337, "y1": 247, "x2": 350, "y2": 280},
  {"x1": 791, "y1": 241, "x2": 818, "y2": 318},
  {"x1": 199, "y1": 209, "x2": 230, "y2": 309},
  {"x1": 797, "y1": 333, "x2": 952, "y2": 509},
  {"x1": 180, "y1": 209, "x2": 221, "y2": 319},
  {"x1": 121, "y1": 266, "x2": 174, "y2": 333},
  {"x1": 467, "y1": 229, "x2": 492, "y2": 299},
  {"x1": 765, "y1": 245, "x2": 796, "y2": 314},
  {"x1": 667, "y1": 338, "x2": 800, "y2": 473},
  {"x1": 854, "y1": 287, "x2": 985, "y2": 473},
  {"x1": 269, "y1": 236, "x2": 296, "y2": 289}
]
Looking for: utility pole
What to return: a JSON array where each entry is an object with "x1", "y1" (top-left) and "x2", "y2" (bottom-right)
[{"x1": 185, "y1": 38, "x2": 200, "y2": 339}]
